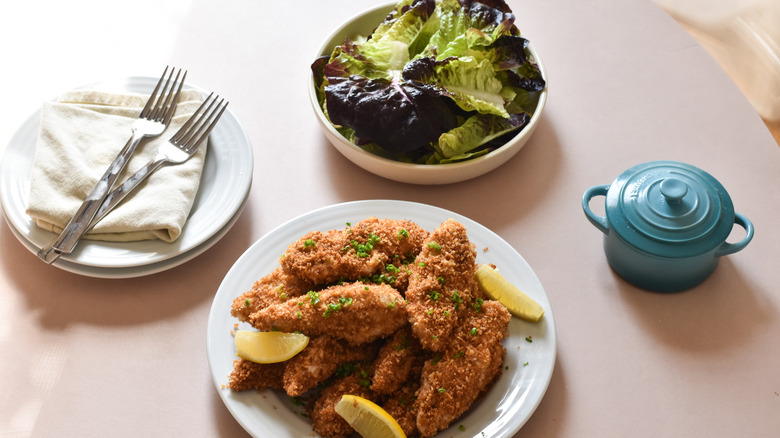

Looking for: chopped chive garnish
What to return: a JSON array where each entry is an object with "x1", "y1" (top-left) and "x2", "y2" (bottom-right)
[
  {"x1": 471, "y1": 297, "x2": 484, "y2": 313},
  {"x1": 307, "y1": 291, "x2": 320, "y2": 306},
  {"x1": 450, "y1": 290, "x2": 462, "y2": 310}
]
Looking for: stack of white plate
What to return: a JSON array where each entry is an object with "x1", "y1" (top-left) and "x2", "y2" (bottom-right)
[{"x1": 0, "y1": 77, "x2": 253, "y2": 278}]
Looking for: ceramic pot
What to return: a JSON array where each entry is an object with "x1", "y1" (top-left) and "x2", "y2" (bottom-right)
[{"x1": 582, "y1": 161, "x2": 754, "y2": 292}]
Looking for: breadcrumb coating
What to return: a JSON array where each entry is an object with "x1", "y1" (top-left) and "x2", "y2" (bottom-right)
[
  {"x1": 227, "y1": 359, "x2": 285, "y2": 391},
  {"x1": 382, "y1": 378, "x2": 422, "y2": 437},
  {"x1": 230, "y1": 267, "x2": 311, "y2": 322},
  {"x1": 369, "y1": 325, "x2": 421, "y2": 395},
  {"x1": 415, "y1": 300, "x2": 510, "y2": 437},
  {"x1": 280, "y1": 217, "x2": 428, "y2": 287},
  {"x1": 379, "y1": 349, "x2": 426, "y2": 437},
  {"x1": 283, "y1": 336, "x2": 379, "y2": 397},
  {"x1": 249, "y1": 282, "x2": 408, "y2": 346},
  {"x1": 310, "y1": 374, "x2": 374, "y2": 438},
  {"x1": 406, "y1": 218, "x2": 483, "y2": 352}
]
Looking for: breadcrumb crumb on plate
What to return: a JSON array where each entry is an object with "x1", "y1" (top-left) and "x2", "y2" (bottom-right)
[{"x1": 206, "y1": 200, "x2": 556, "y2": 438}]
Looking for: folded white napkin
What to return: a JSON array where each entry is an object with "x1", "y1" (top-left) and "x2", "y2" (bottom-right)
[{"x1": 26, "y1": 88, "x2": 207, "y2": 243}]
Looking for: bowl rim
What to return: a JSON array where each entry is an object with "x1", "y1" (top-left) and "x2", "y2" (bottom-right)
[{"x1": 308, "y1": 1, "x2": 548, "y2": 175}]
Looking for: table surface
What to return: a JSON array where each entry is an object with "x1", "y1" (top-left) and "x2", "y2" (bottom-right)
[{"x1": 2, "y1": 0, "x2": 779, "y2": 437}]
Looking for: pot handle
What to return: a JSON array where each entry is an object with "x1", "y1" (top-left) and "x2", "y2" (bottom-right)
[
  {"x1": 715, "y1": 213, "x2": 754, "y2": 257},
  {"x1": 582, "y1": 184, "x2": 610, "y2": 235}
]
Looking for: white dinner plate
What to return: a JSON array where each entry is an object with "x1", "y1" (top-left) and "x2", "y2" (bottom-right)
[
  {"x1": 0, "y1": 76, "x2": 253, "y2": 272},
  {"x1": 1, "y1": 189, "x2": 248, "y2": 278},
  {"x1": 207, "y1": 200, "x2": 556, "y2": 438}
]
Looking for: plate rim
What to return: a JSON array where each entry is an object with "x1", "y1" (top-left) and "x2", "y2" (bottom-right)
[{"x1": 1, "y1": 188, "x2": 249, "y2": 279}]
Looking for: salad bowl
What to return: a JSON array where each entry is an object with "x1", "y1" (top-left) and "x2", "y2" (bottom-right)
[{"x1": 309, "y1": 1, "x2": 548, "y2": 185}]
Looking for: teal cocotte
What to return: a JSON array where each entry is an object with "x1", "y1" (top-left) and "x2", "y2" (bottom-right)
[{"x1": 582, "y1": 161, "x2": 754, "y2": 292}]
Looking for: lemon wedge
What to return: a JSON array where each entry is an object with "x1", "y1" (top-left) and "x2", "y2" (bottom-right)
[
  {"x1": 234, "y1": 330, "x2": 309, "y2": 364},
  {"x1": 334, "y1": 394, "x2": 407, "y2": 438},
  {"x1": 474, "y1": 264, "x2": 545, "y2": 322}
]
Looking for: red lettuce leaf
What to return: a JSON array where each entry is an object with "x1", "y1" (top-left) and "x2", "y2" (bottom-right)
[{"x1": 324, "y1": 75, "x2": 459, "y2": 154}]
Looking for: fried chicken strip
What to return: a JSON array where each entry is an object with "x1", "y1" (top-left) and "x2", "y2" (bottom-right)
[
  {"x1": 370, "y1": 325, "x2": 421, "y2": 395},
  {"x1": 249, "y1": 282, "x2": 408, "y2": 346},
  {"x1": 380, "y1": 349, "x2": 426, "y2": 438},
  {"x1": 310, "y1": 374, "x2": 374, "y2": 438},
  {"x1": 406, "y1": 218, "x2": 483, "y2": 351},
  {"x1": 383, "y1": 378, "x2": 423, "y2": 438},
  {"x1": 283, "y1": 336, "x2": 379, "y2": 397},
  {"x1": 280, "y1": 217, "x2": 428, "y2": 286},
  {"x1": 230, "y1": 267, "x2": 311, "y2": 323},
  {"x1": 414, "y1": 300, "x2": 511, "y2": 437},
  {"x1": 227, "y1": 359, "x2": 285, "y2": 392}
]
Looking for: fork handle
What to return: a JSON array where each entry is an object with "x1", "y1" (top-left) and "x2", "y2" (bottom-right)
[
  {"x1": 91, "y1": 158, "x2": 167, "y2": 227},
  {"x1": 37, "y1": 132, "x2": 144, "y2": 264}
]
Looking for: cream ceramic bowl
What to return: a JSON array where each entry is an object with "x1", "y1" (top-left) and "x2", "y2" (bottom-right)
[{"x1": 308, "y1": 2, "x2": 548, "y2": 185}]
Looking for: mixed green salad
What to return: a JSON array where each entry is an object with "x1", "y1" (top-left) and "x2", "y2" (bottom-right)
[{"x1": 311, "y1": 0, "x2": 546, "y2": 164}]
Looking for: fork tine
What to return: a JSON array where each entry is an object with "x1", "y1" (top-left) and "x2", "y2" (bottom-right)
[
  {"x1": 141, "y1": 66, "x2": 185, "y2": 122},
  {"x1": 149, "y1": 67, "x2": 184, "y2": 121},
  {"x1": 173, "y1": 95, "x2": 227, "y2": 148},
  {"x1": 185, "y1": 98, "x2": 228, "y2": 150},
  {"x1": 160, "y1": 70, "x2": 186, "y2": 125},
  {"x1": 171, "y1": 92, "x2": 214, "y2": 143},
  {"x1": 140, "y1": 66, "x2": 170, "y2": 117},
  {"x1": 179, "y1": 95, "x2": 220, "y2": 144}
]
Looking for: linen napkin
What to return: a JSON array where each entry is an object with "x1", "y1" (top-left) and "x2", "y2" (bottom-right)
[{"x1": 26, "y1": 87, "x2": 207, "y2": 243}]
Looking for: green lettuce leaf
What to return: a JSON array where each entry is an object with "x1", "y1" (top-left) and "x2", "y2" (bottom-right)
[
  {"x1": 436, "y1": 112, "x2": 530, "y2": 159},
  {"x1": 419, "y1": 0, "x2": 516, "y2": 60},
  {"x1": 403, "y1": 55, "x2": 508, "y2": 117},
  {"x1": 324, "y1": 0, "x2": 438, "y2": 81},
  {"x1": 371, "y1": 0, "x2": 438, "y2": 56}
]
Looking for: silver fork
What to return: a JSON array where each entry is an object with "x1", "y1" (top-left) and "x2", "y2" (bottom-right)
[
  {"x1": 41, "y1": 93, "x2": 228, "y2": 264},
  {"x1": 38, "y1": 66, "x2": 186, "y2": 264},
  {"x1": 91, "y1": 93, "x2": 228, "y2": 228}
]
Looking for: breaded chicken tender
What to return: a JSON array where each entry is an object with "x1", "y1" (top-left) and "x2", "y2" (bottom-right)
[
  {"x1": 310, "y1": 374, "x2": 374, "y2": 438},
  {"x1": 406, "y1": 218, "x2": 483, "y2": 351},
  {"x1": 280, "y1": 217, "x2": 428, "y2": 286},
  {"x1": 415, "y1": 300, "x2": 511, "y2": 437},
  {"x1": 370, "y1": 325, "x2": 421, "y2": 395},
  {"x1": 230, "y1": 267, "x2": 311, "y2": 323},
  {"x1": 227, "y1": 359, "x2": 285, "y2": 391},
  {"x1": 283, "y1": 336, "x2": 379, "y2": 397},
  {"x1": 382, "y1": 378, "x2": 423, "y2": 438},
  {"x1": 249, "y1": 282, "x2": 407, "y2": 346},
  {"x1": 380, "y1": 349, "x2": 426, "y2": 437}
]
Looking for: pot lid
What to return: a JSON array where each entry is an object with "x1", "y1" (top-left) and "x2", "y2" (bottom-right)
[{"x1": 605, "y1": 161, "x2": 735, "y2": 258}]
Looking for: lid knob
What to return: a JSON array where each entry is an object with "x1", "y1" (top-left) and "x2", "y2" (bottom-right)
[{"x1": 660, "y1": 178, "x2": 688, "y2": 205}]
